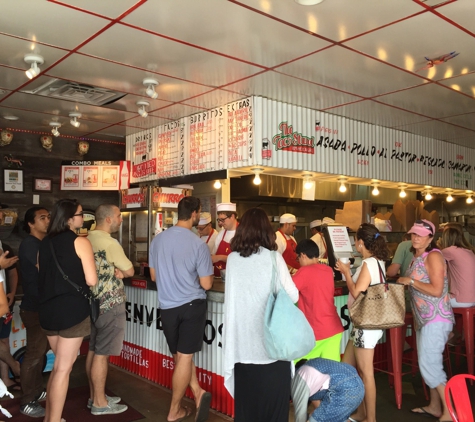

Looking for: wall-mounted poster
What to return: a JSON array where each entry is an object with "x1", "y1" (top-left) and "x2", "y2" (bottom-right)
[
  {"x1": 61, "y1": 161, "x2": 122, "y2": 190},
  {"x1": 3, "y1": 169, "x2": 23, "y2": 192},
  {"x1": 61, "y1": 166, "x2": 80, "y2": 190},
  {"x1": 102, "y1": 166, "x2": 118, "y2": 188},
  {"x1": 82, "y1": 166, "x2": 99, "y2": 188}
]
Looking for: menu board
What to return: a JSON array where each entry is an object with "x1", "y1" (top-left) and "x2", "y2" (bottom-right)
[
  {"x1": 61, "y1": 161, "x2": 121, "y2": 191},
  {"x1": 155, "y1": 119, "x2": 186, "y2": 179},
  {"x1": 189, "y1": 106, "x2": 226, "y2": 173},
  {"x1": 129, "y1": 128, "x2": 156, "y2": 183},
  {"x1": 226, "y1": 97, "x2": 253, "y2": 168}
]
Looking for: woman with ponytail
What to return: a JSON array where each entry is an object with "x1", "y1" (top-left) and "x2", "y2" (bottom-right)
[{"x1": 335, "y1": 223, "x2": 390, "y2": 422}]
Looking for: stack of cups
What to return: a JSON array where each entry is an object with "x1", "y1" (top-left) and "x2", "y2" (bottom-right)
[{"x1": 340, "y1": 257, "x2": 350, "y2": 281}]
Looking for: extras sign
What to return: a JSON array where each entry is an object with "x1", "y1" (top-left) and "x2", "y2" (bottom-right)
[{"x1": 272, "y1": 122, "x2": 315, "y2": 154}]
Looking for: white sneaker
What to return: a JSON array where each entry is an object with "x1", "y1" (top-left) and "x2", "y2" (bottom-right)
[
  {"x1": 87, "y1": 395, "x2": 121, "y2": 409},
  {"x1": 91, "y1": 402, "x2": 128, "y2": 415}
]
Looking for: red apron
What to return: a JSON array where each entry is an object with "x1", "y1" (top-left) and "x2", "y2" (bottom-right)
[
  {"x1": 214, "y1": 230, "x2": 231, "y2": 276},
  {"x1": 203, "y1": 230, "x2": 214, "y2": 244},
  {"x1": 279, "y1": 230, "x2": 300, "y2": 270}
]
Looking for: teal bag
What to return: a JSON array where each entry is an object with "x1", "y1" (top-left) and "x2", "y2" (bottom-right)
[{"x1": 263, "y1": 251, "x2": 315, "y2": 361}]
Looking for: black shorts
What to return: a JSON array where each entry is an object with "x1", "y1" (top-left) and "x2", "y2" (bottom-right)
[{"x1": 160, "y1": 299, "x2": 207, "y2": 355}]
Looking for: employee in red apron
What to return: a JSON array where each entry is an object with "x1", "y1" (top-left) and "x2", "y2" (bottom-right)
[
  {"x1": 275, "y1": 213, "x2": 300, "y2": 275},
  {"x1": 197, "y1": 212, "x2": 219, "y2": 253},
  {"x1": 309, "y1": 219, "x2": 328, "y2": 260},
  {"x1": 211, "y1": 203, "x2": 238, "y2": 277}
]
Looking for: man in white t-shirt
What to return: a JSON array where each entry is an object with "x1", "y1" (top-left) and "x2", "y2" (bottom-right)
[
  {"x1": 211, "y1": 203, "x2": 238, "y2": 276},
  {"x1": 275, "y1": 213, "x2": 300, "y2": 274},
  {"x1": 197, "y1": 212, "x2": 218, "y2": 253}
]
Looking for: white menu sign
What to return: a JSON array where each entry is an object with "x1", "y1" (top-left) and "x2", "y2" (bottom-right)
[
  {"x1": 129, "y1": 128, "x2": 156, "y2": 183},
  {"x1": 189, "y1": 106, "x2": 226, "y2": 173},
  {"x1": 226, "y1": 97, "x2": 253, "y2": 168},
  {"x1": 156, "y1": 119, "x2": 186, "y2": 179}
]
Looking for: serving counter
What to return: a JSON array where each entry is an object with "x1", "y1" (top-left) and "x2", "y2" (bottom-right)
[{"x1": 110, "y1": 276, "x2": 351, "y2": 417}]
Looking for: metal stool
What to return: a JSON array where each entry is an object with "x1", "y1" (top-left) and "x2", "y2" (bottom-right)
[{"x1": 450, "y1": 306, "x2": 475, "y2": 377}]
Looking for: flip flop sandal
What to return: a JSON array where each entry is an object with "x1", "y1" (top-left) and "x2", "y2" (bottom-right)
[{"x1": 195, "y1": 392, "x2": 211, "y2": 422}]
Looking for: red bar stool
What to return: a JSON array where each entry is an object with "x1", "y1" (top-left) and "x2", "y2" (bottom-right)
[{"x1": 450, "y1": 306, "x2": 475, "y2": 376}]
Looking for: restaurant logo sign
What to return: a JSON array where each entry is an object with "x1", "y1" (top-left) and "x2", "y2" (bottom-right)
[{"x1": 272, "y1": 122, "x2": 315, "y2": 154}]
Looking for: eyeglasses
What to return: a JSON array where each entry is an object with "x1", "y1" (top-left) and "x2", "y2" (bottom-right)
[
  {"x1": 414, "y1": 220, "x2": 433, "y2": 235},
  {"x1": 73, "y1": 212, "x2": 84, "y2": 217},
  {"x1": 217, "y1": 216, "x2": 230, "y2": 224},
  {"x1": 197, "y1": 224, "x2": 210, "y2": 231}
]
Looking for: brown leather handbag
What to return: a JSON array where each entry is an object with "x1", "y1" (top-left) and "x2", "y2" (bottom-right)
[{"x1": 349, "y1": 260, "x2": 406, "y2": 330}]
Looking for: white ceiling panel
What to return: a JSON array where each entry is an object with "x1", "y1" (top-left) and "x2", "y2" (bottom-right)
[
  {"x1": 438, "y1": 72, "x2": 475, "y2": 97},
  {"x1": 0, "y1": 0, "x2": 475, "y2": 151},
  {"x1": 396, "y1": 119, "x2": 475, "y2": 143},
  {"x1": 55, "y1": 0, "x2": 139, "y2": 19},
  {"x1": 0, "y1": 0, "x2": 109, "y2": 49},
  {"x1": 44, "y1": 53, "x2": 212, "y2": 103},
  {"x1": 328, "y1": 99, "x2": 432, "y2": 128},
  {"x1": 277, "y1": 46, "x2": 425, "y2": 97},
  {"x1": 440, "y1": 112, "x2": 475, "y2": 131},
  {"x1": 123, "y1": 0, "x2": 331, "y2": 68},
  {"x1": 344, "y1": 11, "x2": 475, "y2": 79},
  {"x1": 235, "y1": 0, "x2": 424, "y2": 42},
  {"x1": 224, "y1": 71, "x2": 361, "y2": 110},
  {"x1": 78, "y1": 25, "x2": 263, "y2": 87},
  {"x1": 376, "y1": 83, "x2": 475, "y2": 118}
]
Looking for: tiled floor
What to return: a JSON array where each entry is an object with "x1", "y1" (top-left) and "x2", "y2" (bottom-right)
[{"x1": 6, "y1": 354, "x2": 475, "y2": 421}]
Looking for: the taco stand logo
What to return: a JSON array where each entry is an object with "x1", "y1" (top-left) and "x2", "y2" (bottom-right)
[{"x1": 272, "y1": 122, "x2": 315, "y2": 154}]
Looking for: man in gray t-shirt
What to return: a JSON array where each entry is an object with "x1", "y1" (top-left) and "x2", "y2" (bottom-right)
[{"x1": 149, "y1": 196, "x2": 213, "y2": 422}]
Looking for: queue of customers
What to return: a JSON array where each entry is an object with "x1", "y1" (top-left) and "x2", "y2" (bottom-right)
[
  {"x1": 3, "y1": 195, "x2": 471, "y2": 422},
  {"x1": 4, "y1": 200, "x2": 133, "y2": 422}
]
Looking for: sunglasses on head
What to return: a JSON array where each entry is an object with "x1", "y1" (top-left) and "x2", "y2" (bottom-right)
[{"x1": 414, "y1": 220, "x2": 433, "y2": 235}]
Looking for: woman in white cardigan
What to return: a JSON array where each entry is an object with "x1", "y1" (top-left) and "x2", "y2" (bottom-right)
[{"x1": 223, "y1": 207, "x2": 299, "y2": 422}]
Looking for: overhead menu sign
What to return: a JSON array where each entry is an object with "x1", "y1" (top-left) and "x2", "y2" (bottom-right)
[
  {"x1": 155, "y1": 119, "x2": 186, "y2": 179},
  {"x1": 189, "y1": 106, "x2": 225, "y2": 173},
  {"x1": 226, "y1": 98, "x2": 253, "y2": 168},
  {"x1": 129, "y1": 128, "x2": 156, "y2": 182}
]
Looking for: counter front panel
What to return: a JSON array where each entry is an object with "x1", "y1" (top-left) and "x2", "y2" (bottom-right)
[{"x1": 110, "y1": 282, "x2": 352, "y2": 417}]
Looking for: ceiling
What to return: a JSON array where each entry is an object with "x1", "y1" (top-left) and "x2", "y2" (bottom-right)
[{"x1": 1, "y1": 0, "x2": 475, "y2": 159}]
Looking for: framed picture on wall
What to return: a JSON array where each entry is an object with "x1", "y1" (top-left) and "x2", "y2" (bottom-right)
[
  {"x1": 3, "y1": 169, "x2": 24, "y2": 192},
  {"x1": 33, "y1": 177, "x2": 53, "y2": 192}
]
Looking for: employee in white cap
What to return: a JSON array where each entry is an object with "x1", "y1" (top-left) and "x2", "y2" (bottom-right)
[
  {"x1": 211, "y1": 203, "x2": 238, "y2": 276},
  {"x1": 197, "y1": 212, "x2": 218, "y2": 253},
  {"x1": 276, "y1": 213, "x2": 300, "y2": 274},
  {"x1": 309, "y1": 219, "x2": 328, "y2": 259}
]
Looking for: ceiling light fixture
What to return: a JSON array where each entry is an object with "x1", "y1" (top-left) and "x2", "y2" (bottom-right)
[
  {"x1": 136, "y1": 101, "x2": 150, "y2": 118},
  {"x1": 143, "y1": 78, "x2": 159, "y2": 99},
  {"x1": 213, "y1": 180, "x2": 222, "y2": 189},
  {"x1": 399, "y1": 184, "x2": 407, "y2": 198},
  {"x1": 50, "y1": 122, "x2": 61, "y2": 137},
  {"x1": 251, "y1": 167, "x2": 264, "y2": 185},
  {"x1": 24, "y1": 54, "x2": 44, "y2": 79},
  {"x1": 424, "y1": 186, "x2": 433, "y2": 201},
  {"x1": 466, "y1": 190, "x2": 473, "y2": 204},
  {"x1": 301, "y1": 173, "x2": 314, "y2": 190},
  {"x1": 69, "y1": 112, "x2": 81, "y2": 128},
  {"x1": 371, "y1": 181, "x2": 380, "y2": 196},
  {"x1": 2, "y1": 115, "x2": 19, "y2": 121},
  {"x1": 294, "y1": 0, "x2": 324, "y2": 5},
  {"x1": 338, "y1": 177, "x2": 347, "y2": 193},
  {"x1": 446, "y1": 190, "x2": 454, "y2": 202}
]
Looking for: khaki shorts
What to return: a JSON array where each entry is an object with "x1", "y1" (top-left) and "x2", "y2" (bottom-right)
[
  {"x1": 43, "y1": 316, "x2": 91, "y2": 338},
  {"x1": 89, "y1": 302, "x2": 126, "y2": 356}
]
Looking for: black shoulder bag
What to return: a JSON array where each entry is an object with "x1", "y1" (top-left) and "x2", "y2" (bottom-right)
[{"x1": 49, "y1": 242, "x2": 100, "y2": 323}]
